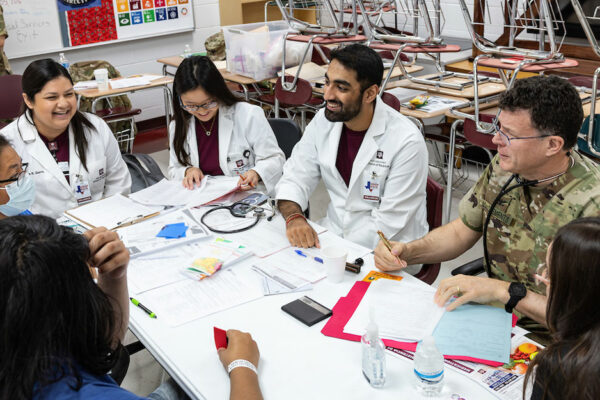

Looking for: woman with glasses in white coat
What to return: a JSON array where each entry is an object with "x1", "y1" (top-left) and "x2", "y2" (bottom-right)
[
  {"x1": 168, "y1": 56, "x2": 284, "y2": 194},
  {"x1": 0, "y1": 59, "x2": 131, "y2": 218}
]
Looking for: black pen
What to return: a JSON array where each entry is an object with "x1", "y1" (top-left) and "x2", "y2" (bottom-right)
[{"x1": 130, "y1": 297, "x2": 157, "y2": 318}]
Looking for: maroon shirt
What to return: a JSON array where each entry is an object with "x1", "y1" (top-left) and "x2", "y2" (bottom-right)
[
  {"x1": 40, "y1": 130, "x2": 70, "y2": 182},
  {"x1": 195, "y1": 113, "x2": 224, "y2": 176},
  {"x1": 335, "y1": 125, "x2": 367, "y2": 187}
]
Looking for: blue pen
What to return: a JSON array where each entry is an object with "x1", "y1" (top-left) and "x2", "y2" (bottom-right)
[{"x1": 295, "y1": 249, "x2": 323, "y2": 264}]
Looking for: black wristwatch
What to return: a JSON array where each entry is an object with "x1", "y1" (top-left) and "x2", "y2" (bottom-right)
[{"x1": 505, "y1": 282, "x2": 527, "y2": 313}]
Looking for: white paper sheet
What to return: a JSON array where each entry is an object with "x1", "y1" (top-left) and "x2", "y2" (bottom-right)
[
  {"x1": 128, "y1": 178, "x2": 207, "y2": 206},
  {"x1": 73, "y1": 80, "x2": 98, "y2": 89},
  {"x1": 109, "y1": 76, "x2": 154, "y2": 89},
  {"x1": 64, "y1": 194, "x2": 160, "y2": 230},
  {"x1": 301, "y1": 230, "x2": 372, "y2": 264},
  {"x1": 344, "y1": 278, "x2": 445, "y2": 341},
  {"x1": 140, "y1": 267, "x2": 264, "y2": 327},
  {"x1": 118, "y1": 208, "x2": 211, "y2": 258},
  {"x1": 128, "y1": 256, "x2": 190, "y2": 294},
  {"x1": 252, "y1": 263, "x2": 312, "y2": 295},
  {"x1": 262, "y1": 247, "x2": 327, "y2": 283}
]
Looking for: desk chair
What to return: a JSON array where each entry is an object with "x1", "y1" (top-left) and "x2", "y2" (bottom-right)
[
  {"x1": 268, "y1": 118, "x2": 303, "y2": 159},
  {"x1": 0, "y1": 74, "x2": 23, "y2": 129},
  {"x1": 414, "y1": 177, "x2": 443, "y2": 285},
  {"x1": 257, "y1": 76, "x2": 324, "y2": 131}
]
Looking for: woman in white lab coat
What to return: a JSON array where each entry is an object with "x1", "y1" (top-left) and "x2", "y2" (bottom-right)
[
  {"x1": 168, "y1": 56, "x2": 284, "y2": 194},
  {"x1": 0, "y1": 59, "x2": 131, "y2": 218}
]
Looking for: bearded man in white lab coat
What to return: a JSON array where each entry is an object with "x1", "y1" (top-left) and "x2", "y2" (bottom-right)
[{"x1": 276, "y1": 44, "x2": 429, "y2": 254}]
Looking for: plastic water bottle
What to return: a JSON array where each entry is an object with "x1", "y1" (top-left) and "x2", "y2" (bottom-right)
[
  {"x1": 414, "y1": 336, "x2": 444, "y2": 396},
  {"x1": 361, "y1": 307, "x2": 386, "y2": 388},
  {"x1": 183, "y1": 44, "x2": 192, "y2": 58},
  {"x1": 58, "y1": 53, "x2": 70, "y2": 69}
]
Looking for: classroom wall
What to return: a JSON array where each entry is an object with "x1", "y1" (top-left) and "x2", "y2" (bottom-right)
[{"x1": 6, "y1": 0, "x2": 221, "y2": 121}]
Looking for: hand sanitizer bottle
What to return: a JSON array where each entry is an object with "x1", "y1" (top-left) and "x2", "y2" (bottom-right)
[
  {"x1": 361, "y1": 307, "x2": 386, "y2": 388},
  {"x1": 58, "y1": 53, "x2": 70, "y2": 69},
  {"x1": 183, "y1": 44, "x2": 192, "y2": 58},
  {"x1": 414, "y1": 336, "x2": 444, "y2": 396}
]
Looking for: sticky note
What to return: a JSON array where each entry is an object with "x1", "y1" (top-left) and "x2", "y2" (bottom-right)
[{"x1": 156, "y1": 223, "x2": 188, "y2": 239}]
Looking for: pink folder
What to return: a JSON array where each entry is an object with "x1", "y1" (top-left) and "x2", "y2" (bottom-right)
[{"x1": 321, "y1": 281, "x2": 516, "y2": 367}]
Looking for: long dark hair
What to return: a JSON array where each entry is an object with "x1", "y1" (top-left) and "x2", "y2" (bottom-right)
[
  {"x1": 21, "y1": 58, "x2": 95, "y2": 171},
  {"x1": 523, "y1": 217, "x2": 600, "y2": 400},
  {"x1": 0, "y1": 215, "x2": 119, "y2": 399},
  {"x1": 172, "y1": 55, "x2": 241, "y2": 166}
]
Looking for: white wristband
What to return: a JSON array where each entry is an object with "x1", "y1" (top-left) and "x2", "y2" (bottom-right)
[{"x1": 227, "y1": 359, "x2": 257, "y2": 375}]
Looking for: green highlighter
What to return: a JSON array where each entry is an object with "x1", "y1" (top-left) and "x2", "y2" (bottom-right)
[{"x1": 130, "y1": 297, "x2": 157, "y2": 319}]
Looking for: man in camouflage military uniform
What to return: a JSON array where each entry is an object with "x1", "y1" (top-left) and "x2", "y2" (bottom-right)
[
  {"x1": 0, "y1": 5, "x2": 12, "y2": 76},
  {"x1": 374, "y1": 75, "x2": 600, "y2": 343}
]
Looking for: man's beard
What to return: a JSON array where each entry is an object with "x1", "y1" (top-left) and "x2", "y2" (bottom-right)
[{"x1": 324, "y1": 98, "x2": 362, "y2": 122}]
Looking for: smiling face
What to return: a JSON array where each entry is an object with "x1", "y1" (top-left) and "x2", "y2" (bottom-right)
[
  {"x1": 23, "y1": 76, "x2": 77, "y2": 139},
  {"x1": 179, "y1": 86, "x2": 219, "y2": 123},
  {"x1": 323, "y1": 59, "x2": 366, "y2": 123}
]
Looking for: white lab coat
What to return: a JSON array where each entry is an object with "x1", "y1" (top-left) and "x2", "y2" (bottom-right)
[
  {"x1": 276, "y1": 97, "x2": 429, "y2": 249},
  {"x1": 1, "y1": 111, "x2": 131, "y2": 218},
  {"x1": 168, "y1": 102, "x2": 285, "y2": 194}
]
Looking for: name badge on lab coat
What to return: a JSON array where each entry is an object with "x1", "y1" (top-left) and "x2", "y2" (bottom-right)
[
  {"x1": 362, "y1": 172, "x2": 381, "y2": 202},
  {"x1": 74, "y1": 177, "x2": 92, "y2": 205},
  {"x1": 228, "y1": 151, "x2": 251, "y2": 175}
]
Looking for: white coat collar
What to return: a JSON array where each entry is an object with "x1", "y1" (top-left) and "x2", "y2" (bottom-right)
[{"x1": 17, "y1": 111, "x2": 73, "y2": 193}]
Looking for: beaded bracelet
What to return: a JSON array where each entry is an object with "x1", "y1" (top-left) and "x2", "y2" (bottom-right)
[{"x1": 285, "y1": 212, "x2": 307, "y2": 226}]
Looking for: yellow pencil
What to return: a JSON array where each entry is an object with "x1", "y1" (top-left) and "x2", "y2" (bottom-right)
[{"x1": 377, "y1": 230, "x2": 402, "y2": 264}]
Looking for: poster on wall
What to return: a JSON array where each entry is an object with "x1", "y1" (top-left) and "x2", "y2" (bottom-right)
[
  {"x1": 114, "y1": 0, "x2": 194, "y2": 41},
  {"x1": 66, "y1": 0, "x2": 118, "y2": 46},
  {"x1": 57, "y1": 0, "x2": 102, "y2": 12}
]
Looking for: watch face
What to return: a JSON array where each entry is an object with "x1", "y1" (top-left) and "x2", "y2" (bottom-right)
[{"x1": 510, "y1": 283, "x2": 527, "y2": 297}]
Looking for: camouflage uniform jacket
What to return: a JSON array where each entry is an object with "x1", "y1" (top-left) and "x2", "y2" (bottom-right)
[
  {"x1": 0, "y1": 5, "x2": 12, "y2": 76},
  {"x1": 459, "y1": 151, "x2": 600, "y2": 339}
]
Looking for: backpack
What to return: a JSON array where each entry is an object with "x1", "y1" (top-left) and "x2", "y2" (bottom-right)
[{"x1": 122, "y1": 153, "x2": 166, "y2": 193}]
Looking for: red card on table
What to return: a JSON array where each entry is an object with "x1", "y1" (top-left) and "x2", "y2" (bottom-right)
[{"x1": 214, "y1": 327, "x2": 228, "y2": 350}]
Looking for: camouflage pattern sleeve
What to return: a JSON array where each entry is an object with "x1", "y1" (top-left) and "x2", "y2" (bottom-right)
[
  {"x1": 0, "y1": 6, "x2": 8, "y2": 38},
  {"x1": 458, "y1": 156, "x2": 497, "y2": 232}
]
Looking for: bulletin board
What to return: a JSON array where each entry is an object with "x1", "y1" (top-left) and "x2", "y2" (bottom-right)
[{"x1": 2, "y1": 0, "x2": 195, "y2": 59}]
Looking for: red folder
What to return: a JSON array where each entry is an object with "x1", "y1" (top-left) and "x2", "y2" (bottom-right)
[{"x1": 321, "y1": 281, "x2": 517, "y2": 367}]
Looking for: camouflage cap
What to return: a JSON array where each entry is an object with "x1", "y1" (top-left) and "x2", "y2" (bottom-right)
[{"x1": 205, "y1": 31, "x2": 225, "y2": 61}]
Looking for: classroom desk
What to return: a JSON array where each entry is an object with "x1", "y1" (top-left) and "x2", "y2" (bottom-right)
[
  {"x1": 393, "y1": 73, "x2": 506, "y2": 99},
  {"x1": 129, "y1": 249, "x2": 496, "y2": 400},
  {"x1": 75, "y1": 75, "x2": 174, "y2": 129}
]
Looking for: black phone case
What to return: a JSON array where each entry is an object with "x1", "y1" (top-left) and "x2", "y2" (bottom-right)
[{"x1": 281, "y1": 296, "x2": 333, "y2": 327}]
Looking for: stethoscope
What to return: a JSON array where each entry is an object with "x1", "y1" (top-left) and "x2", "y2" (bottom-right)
[
  {"x1": 200, "y1": 199, "x2": 276, "y2": 234},
  {"x1": 482, "y1": 156, "x2": 574, "y2": 276}
]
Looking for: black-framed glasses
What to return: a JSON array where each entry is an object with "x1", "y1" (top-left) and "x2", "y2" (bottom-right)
[
  {"x1": 493, "y1": 120, "x2": 552, "y2": 146},
  {"x1": 178, "y1": 98, "x2": 218, "y2": 112},
  {"x1": 0, "y1": 163, "x2": 29, "y2": 186}
]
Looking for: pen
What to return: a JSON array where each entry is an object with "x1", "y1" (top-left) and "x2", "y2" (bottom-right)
[
  {"x1": 377, "y1": 230, "x2": 402, "y2": 264},
  {"x1": 294, "y1": 249, "x2": 323, "y2": 263},
  {"x1": 130, "y1": 297, "x2": 157, "y2": 319}
]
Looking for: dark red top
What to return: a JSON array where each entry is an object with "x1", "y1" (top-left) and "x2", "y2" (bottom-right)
[
  {"x1": 336, "y1": 124, "x2": 367, "y2": 187},
  {"x1": 195, "y1": 114, "x2": 224, "y2": 176},
  {"x1": 40, "y1": 130, "x2": 70, "y2": 182}
]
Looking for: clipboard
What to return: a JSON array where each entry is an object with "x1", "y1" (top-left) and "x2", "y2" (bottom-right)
[{"x1": 64, "y1": 194, "x2": 160, "y2": 230}]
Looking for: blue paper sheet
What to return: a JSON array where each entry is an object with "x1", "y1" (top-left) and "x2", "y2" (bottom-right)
[
  {"x1": 156, "y1": 223, "x2": 188, "y2": 239},
  {"x1": 432, "y1": 303, "x2": 512, "y2": 364}
]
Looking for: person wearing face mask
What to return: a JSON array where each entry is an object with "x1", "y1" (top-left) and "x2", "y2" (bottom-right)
[
  {"x1": 275, "y1": 44, "x2": 428, "y2": 254},
  {"x1": 0, "y1": 59, "x2": 131, "y2": 219},
  {"x1": 168, "y1": 56, "x2": 285, "y2": 194},
  {"x1": 0, "y1": 135, "x2": 35, "y2": 217}
]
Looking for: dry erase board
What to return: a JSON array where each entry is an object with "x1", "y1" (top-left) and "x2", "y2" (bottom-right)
[{"x1": 2, "y1": 0, "x2": 195, "y2": 59}]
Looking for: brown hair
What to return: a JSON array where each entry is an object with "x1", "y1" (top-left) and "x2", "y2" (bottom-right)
[{"x1": 523, "y1": 217, "x2": 600, "y2": 400}]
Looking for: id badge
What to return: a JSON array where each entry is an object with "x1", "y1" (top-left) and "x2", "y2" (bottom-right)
[
  {"x1": 230, "y1": 159, "x2": 249, "y2": 176},
  {"x1": 74, "y1": 177, "x2": 92, "y2": 205},
  {"x1": 58, "y1": 161, "x2": 69, "y2": 174},
  {"x1": 362, "y1": 173, "x2": 381, "y2": 202}
]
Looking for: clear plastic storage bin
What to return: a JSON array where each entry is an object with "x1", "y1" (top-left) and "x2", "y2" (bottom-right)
[{"x1": 222, "y1": 21, "x2": 311, "y2": 81}]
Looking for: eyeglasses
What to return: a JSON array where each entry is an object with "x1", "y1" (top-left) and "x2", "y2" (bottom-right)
[
  {"x1": 493, "y1": 121, "x2": 552, "y2": 146},
  {"x1": 179, "y1": 98, "x2": 219, "y2": 112},
  {"x1": 534, "y1": 262, "x2": 550, "y2": 287},
  {"x1": 0, "y1": 163, "x2": 29, "y2": 187}
]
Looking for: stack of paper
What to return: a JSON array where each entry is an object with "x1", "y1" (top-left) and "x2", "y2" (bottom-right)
[
  {"x1": 129, "y1": 177, "x2": 240, "y2": 208},
  {"x1": 73, "y1": 80, "x2": 98, "y2": 89},
  {"x1": 64, "y1": 194, "x2": 161, "y2": 230},
  {"x1": 109, "y1": 75, "x2": 164, "y2": 89},
  {"x1": 344, "y1": 278, "x2": 445, "y2": 341}
]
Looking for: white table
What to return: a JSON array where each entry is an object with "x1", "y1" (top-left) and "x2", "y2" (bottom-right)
[{"x1": 128, "y1": 250, "x2": 497, "y2": 399}]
